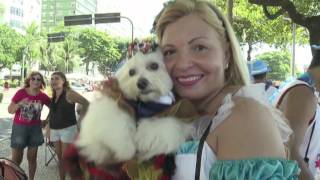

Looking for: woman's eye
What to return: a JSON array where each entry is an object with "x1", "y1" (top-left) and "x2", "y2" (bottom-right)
[
  {"x1": 163, "y1": 49, "x2": 175, "y2": 57},
  {"x1": 193, "y1": 45, "x2": 208, "y2": 52}
]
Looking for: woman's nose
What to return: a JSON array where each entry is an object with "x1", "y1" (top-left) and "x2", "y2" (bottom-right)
[{"x1": 174, "y1": 50, "x2": 194, "y2": 70}]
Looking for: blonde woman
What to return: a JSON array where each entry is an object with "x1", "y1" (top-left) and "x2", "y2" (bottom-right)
[
  {"x1": 155, "y1": 0, "x2": 299, "y2": 179},
  {"x1": 8, "y1": 71, "x2": 50, "y2": 180}
]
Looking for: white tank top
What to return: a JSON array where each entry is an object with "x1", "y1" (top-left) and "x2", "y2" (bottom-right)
[
  {"x1": 173, "y1": 84, "x2": 293, "y2": 180},
  {"x1": 275, "y1": 80, "x2": 320, "y2": 178}
]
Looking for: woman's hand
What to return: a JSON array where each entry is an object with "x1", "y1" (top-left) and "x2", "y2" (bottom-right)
[
  {"x1": 17, "y1": 98, "x2": 28, "y2": 107},
  {"x1": 8, "y1": 98, "x2": 29, "y2": 114}
]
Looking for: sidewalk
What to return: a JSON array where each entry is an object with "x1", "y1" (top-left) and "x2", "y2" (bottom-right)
[{"x1": 0, "y1": 137, "x2": 60, "y2": 180}]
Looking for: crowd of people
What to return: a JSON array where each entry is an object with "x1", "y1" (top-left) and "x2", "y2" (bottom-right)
[{"x1": 2, "y1": 0, "x2": 320, "y2": 179}]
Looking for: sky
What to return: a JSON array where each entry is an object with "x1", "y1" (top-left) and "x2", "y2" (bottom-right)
[
  {"x1": 95, "y1": 0, "x2": 312, "y2": 71},
  {"x1": 96, "y1": 0, "x2": 166, "y2": 38}
]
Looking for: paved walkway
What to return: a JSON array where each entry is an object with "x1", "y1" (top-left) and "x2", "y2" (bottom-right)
[{"x1": 0, "y1": 137, "x2": 60, "y2": 180}]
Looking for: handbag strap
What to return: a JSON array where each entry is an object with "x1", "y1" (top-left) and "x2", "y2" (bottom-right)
[
  {"x1": 195, "y1": 120, "x2": 212, "y2": 180},
  {"x1": 304, "y1": 120, "x2": 316, "y2": 164}
]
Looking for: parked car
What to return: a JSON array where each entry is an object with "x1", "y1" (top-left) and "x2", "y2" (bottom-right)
[{"x1": 70, "y1": 81, "x2": 86, "y2": 92}]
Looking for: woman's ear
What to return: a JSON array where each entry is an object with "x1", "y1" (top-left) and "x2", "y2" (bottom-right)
[{"x1": 224, "y1": 43, "x2": 231, "y2": 70}]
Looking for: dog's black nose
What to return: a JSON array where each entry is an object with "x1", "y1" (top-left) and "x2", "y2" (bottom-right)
[{"x1": 137, "y1": 78, "x2": 148, "y2": 90}]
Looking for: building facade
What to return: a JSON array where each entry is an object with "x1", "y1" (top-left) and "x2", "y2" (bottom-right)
[
  {"x1": 0, "y1": 0, "x2": 41, "y2": 34},
  {"x1": 41, "y1": 0, "x2": 97, "y2": 31}
]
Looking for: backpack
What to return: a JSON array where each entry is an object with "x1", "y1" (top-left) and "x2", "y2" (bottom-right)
[{"x1": 0, "y1": 157, "x2": 28, "y2": 180}]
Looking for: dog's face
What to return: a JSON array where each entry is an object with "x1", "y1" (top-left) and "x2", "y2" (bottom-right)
[{"x1": 115, "y1": 50, "x2": 173, "y2": 102}]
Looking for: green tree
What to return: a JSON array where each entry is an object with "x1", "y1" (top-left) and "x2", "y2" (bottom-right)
[
  {"x1": 256, "y1": 51, "x2": 291, "y2": 81},
  {"x1": 0, "y1": 25, "x2": 24, "y2": 69},
  {"x1": 39, "y1": 32, "x2": 60, "y2": 75},
  {"x1": 55, "y1": 32, "x2": 79, "y2": 73},
  {"x1": 23, "y1": 22, "x2": 42, "y2": 73},
  {"x1": 248, "y1": 0, "x2": 320, "y2": 55},
  {"x1": 212, "y1": 0, "x2": 307, "y2": 61},
  {"x1": 77, "y1": 28, "x2": 120, "y2": 75}
]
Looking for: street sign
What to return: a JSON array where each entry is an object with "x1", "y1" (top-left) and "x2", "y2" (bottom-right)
[
  {"x1": 47, "y1": 32, "x2": 65, "y2": 43},
  {"x1": 64, "y1": 14, "x2": 92, "y2": 26},
  {"x1": 94, "y1": 13, "x2": 121, "y2": 24}
]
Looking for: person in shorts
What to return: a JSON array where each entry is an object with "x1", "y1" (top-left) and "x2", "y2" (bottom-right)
[
  {"x1": 49, "y1": 71, "x2": 89, "y2": 180},
  {"x1": 8, "y1": 71, "x2": 51, "y2": 180}
]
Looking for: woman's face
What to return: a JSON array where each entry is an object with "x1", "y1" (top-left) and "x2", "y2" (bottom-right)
[
  {"x1": 161, "y1": 14, "x2": 229, "y2": 101},
  {"x1": 29, "y1": 74, "x2": 43, "y2": 89},
  {"x1": 50, "y1": 74, "x2": 65, "y2": 90}
]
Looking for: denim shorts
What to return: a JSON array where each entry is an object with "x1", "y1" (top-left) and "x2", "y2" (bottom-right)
[
  {"x1": 11, "y1": 123, "x2": 44, "y2": 149},
  {"x1": 50, "y1": 125, "x2": 78, "y2": 143}
]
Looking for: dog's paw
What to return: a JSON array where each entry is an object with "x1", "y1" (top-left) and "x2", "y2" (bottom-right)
[{"x1": 135, "y1": 117, "x2": 193, "y2": 161}]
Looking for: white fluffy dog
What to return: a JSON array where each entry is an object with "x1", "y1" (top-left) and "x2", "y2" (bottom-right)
[{"x1": 76, "y1": 50, "x2": 193, "y2": 164}]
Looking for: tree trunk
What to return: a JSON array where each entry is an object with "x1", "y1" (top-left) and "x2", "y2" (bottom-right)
[
  {"x1": 307, "y1": 18, "x2": 320, "y2": 56},
  {"x1": 85, "y1": 60, "x2": 89, "y2": 75},
  {"x1": 227, "y1": 0, "x2": 234, "y2": 24},
  {"x1": 91, "y1": 62, "x2": 95, "y2": 76},
  {"x1": 247, "y1": 43, "x2": 253, "y2": 61}
]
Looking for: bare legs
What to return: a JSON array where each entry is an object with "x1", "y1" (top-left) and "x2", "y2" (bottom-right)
[
  {"x1": 12, "y1": 147, "x2": 38, "y2": 180},
  {"x1": 53, "y1": 141, "x2": 70, "y2": 180}
]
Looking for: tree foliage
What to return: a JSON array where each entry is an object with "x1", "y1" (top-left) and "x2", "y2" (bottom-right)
[
  {"x1": 55, "y1": 30, "x2": 79, "y2": 73},
  {"x1": 77, "y1": 28, "x2": 121, "y2": 75},
  {"x1": 24, "y1": 22, "x2": 42, "y2": 70},
  {"x1": 0, "y1": 25, "x2": 24, "y2": 68},
  {"x1": 248, "y1": 0, "x2": 320, "y2": 56},
  {"x1": 39, "y1": 35, "x2": 59, "y2": 75},
  {"x1": 212, "y1": 0, "x2": 308, "y2": 61},
  {"x1": 256, "y1": 51, "x2": 291, "y2": 81}
]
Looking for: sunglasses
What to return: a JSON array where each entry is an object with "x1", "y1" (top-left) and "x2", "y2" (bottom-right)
[{"x1": 31, "y1": 77, "x2": 42, "y2": 82}]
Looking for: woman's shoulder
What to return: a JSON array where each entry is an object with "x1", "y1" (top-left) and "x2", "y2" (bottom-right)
[
  {"x1": 16, "y1": 88, "x2": 26, "y2": 94},
  {"x1": 210, "y1": 97, "x2": 286, "y2": 159},
  {"x1": 228, "y1": 96, "x2": 274, "y2": 125},
  {"x1": 282, "y1": 84, "x2": 316, "y2": 104}
]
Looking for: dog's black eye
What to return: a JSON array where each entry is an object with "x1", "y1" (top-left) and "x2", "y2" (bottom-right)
[
  {"x1": 149, "y1": 62, "x2": 159, "y2": 71},
  {"x1": 129, "y1": 69, "x2": 136, "y2": 76}
]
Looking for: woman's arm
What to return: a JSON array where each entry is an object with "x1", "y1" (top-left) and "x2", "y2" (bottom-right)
[
  {"x1": 8, "y1": 102, "x2": 20, "y2": 114},
  {"x1": 66, "y1": 89, "x2": 89, "y2": 119},
  {"x1": 278, "y1": 86, "x2": 316, "y2": 180},
  {"x1": 8, "y1": 98, "x2": 28, "y2": 114},
  {"x1": 207, "y1": 97, "x2": 286, "y2": 160}
]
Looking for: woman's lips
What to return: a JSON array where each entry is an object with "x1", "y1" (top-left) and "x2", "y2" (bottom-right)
[{"x1": 176, "y1": 75, "x2": 202, "y2": 86}]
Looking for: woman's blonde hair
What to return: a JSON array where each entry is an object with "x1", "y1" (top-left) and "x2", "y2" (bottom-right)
[
  {"x1": 24, "y1": 71, "x2": 46, "y2": 89},
  {"x1": 156, "y1": 0, "x2": 249, "y2": 86}
]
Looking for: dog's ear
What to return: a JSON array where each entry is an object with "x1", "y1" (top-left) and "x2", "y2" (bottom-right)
[
  {"x1": 101, "y1": 78, "x2": 121, "y2": 95},
  {"x1": 100, "y1": 78, "x2": 136, "y2": 117}
]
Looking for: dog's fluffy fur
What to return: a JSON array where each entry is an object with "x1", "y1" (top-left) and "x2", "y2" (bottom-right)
[{"x1": 76, "y1": 50, "x2": 192, "y2": 164}]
